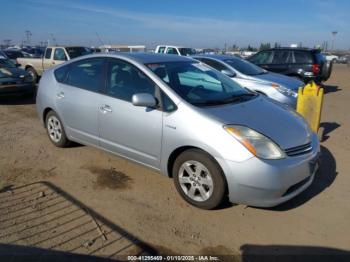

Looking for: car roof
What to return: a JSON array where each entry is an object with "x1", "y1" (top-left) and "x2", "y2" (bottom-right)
[
  {"x1": 102, "y1": 52, "x2": 195, "y2": 64},
  {"x1": 264, "y1": 47, "x2": 320, "y2": 52},
  {"x1": 193, "y1": 54, "x2": 241, "y2": 61}
]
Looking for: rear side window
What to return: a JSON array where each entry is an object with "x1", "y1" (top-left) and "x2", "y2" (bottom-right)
[
  {"x1": 45, "y1": 48, "x2": 52, "y2": 59},
  {"x1": 54, "y1": 66, "x2": 68, "y2": 83},
  {"x1": 66, "y1": 58, "x2": 104, "y2": 92},
  {"x1": 249, "y1": 51, "x2": 273, "y2": 64},
  {"x1": 166, "y1": 48, "x2": 178, "y2": 55},
  {"x1": 293, "y1": 51, "x2": 313, "y2": 64},
  {"x1": 272, "y1": 51, "x2": 291, "y2": 64}
]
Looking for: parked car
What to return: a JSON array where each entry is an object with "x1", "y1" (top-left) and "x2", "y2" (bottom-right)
[
  {"x1": 247, "y1": 48, "x2": 328, "y2": 83},
  {"x1": 155, "y1": 45, "x2": 196, "y2": 56},
  {"x1": 0, "y1": 55, "x2": 35, "y2": 96},
  {"x1": 3, "y1": 49, "x2": 31, "y2": 63},
  {"x1": 17, "y1": 46, "x2": 92, "y2": 83},
  {"x1": 193, "y1": 54, "x2": 304, "y2": 108},
  {"x1": 37, "y1": 53, "x2": 320, "y2": 209},
  {"x1": 21, "y1": 47, "x2": 45, "y2": 58},
  {"x1": 337, "y1": 55, "x2": 349, "y2": 64},
  {"x1": 322, "y1": 52, "x2": 339, "y2": 63}
]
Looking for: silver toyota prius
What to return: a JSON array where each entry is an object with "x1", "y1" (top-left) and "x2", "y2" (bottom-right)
[
  {"x1": 36, "y1": 53, "x2": 320, "y2": 209},
  {"x1": 193, "y1": 54, "x2": 304, "y2": 108}
]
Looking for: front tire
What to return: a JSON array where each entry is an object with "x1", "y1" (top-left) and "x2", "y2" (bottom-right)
[
  {"x1": 45, "y1": 111, "x2": 70, "y2": 148},
  {"x1": 173, "y1": 149, "x2": 226, "y2": 209}
]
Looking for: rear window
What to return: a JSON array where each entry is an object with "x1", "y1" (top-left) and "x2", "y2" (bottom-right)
[{"x1": 293, "y1": 51, "x2": 313, "y2": 64}]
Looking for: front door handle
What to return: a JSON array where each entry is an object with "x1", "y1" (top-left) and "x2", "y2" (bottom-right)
[
  {"x1": 99, "y1": 104, "x2": 112, "y2": 113},
  {"x1": 56, "y1": 91, "x2": 64, "y2": 99}
]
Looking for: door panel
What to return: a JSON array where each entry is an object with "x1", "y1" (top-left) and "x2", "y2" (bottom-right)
[
  {"x1": 99, "y1": 97, "x2": 162, "y2": 167},
  {"x1": 99, "y1": 58, "x2": 163, "y2": 168},
  {"x1": 55, "y1": 58, "x2": 105, "y2": 146},
  {"x1": 56, "y1": 83, "x2": 101, "y2": 146}
]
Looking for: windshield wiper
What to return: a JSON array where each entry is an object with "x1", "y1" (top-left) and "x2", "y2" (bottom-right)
[{"x1": 193, "y1": 93, "x2": 257, "y2": 106}]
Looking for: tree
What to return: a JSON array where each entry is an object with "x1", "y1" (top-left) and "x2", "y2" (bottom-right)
[{"x1": 259, "y1": 42, "x2": 271, "y2": 50}]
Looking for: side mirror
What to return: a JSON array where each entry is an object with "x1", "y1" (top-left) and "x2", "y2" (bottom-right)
[
  {"x1": 132, "y1": 93, "x2": 157, "y2": 108},
  {"x1": 221, "y1": 69, "x2": 236, "y2": 78}
]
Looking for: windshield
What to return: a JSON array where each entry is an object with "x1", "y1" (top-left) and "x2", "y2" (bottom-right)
[
  {"x1": 179, "y1": 48, "x2": 196, "y2": 56},
  {"x1": 224, "y1": 58, "x2": 265, "y2": 75},
  {"x1": 146, "y1": 61, "x2": 255, "y2": 106},
  {"x1": 0, "y1": 58, "x2": 16, "y2": 68},
  {"x1": 66, "y1": 47, "x2": 93, "y2": 59}
]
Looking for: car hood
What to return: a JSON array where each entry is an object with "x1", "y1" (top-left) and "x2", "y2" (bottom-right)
[
  {"x1": 199, "y1": 96, "x2": 312, "y2": 150},
  {"x1": 253, "y1": 72, "x2": 304, "y2": 91},
  {"x1": 0, "y1": 66, "x2": 26, "y2": 79}
]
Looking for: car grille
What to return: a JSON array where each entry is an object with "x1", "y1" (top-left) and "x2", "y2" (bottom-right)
[{"x1": 285, "y1": 142, "x2": 312, "y2": 157}]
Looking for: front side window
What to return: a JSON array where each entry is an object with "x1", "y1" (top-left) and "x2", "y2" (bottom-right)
[
  {"x1": 66, "y1": 58, "x2": 104, "y2": 92},
  {"x1": 249, "y1": 51, "x2": 273, "y2": 64},
  {"x1": 53, "y1": 48, "x2": 67, "y2": 61},
  {"x1": 158, "y1": 46, "x2": 165, "y2": 53},
  {"x1": 54, "y1": 65, "x2": 69, "y2": 83},
  {"x1": 106, "y1": 59, "x2": 156, "y2": 102},
  {"x1": 45, "y1": 48, "x2": 52, "y2": 59},
  {"x1": 147, "y1": 61, "x2": 254, "y2": 106}
]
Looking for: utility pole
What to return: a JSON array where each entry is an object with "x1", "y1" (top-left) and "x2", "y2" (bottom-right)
[
  {"x1": 25, "y1": 30, "x2": 32, "y2": 46},
  {"x1": 3, "y1": 39, "x2": 12, "y2": 48},
  {"x1": 331, "y1": 31, "x2": 338, "y2": 51}
]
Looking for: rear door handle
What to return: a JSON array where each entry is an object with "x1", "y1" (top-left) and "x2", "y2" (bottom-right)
[
  {"x1": 56, "y1": 91, "x2": 64, "y2": 99},
  {"x1": 99, "y1": 104, "x2": 112, "y2": 113}
]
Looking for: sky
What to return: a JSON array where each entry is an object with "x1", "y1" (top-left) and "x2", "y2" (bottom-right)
[{"x1": 0, "y1": 0, "x2": 349, "y2": 49}]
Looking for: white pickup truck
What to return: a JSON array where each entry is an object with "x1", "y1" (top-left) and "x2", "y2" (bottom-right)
[
  {"x1": 17, "y1": 46, "x2": 92, "y2": 82},
  {"x1": 155, "y1": 45, "x2": 196, "y2": 56}
]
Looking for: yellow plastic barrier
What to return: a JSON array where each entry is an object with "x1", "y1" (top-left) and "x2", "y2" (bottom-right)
[{"x1": 296, "y1": 81, "x2": 324, "y2": 134}]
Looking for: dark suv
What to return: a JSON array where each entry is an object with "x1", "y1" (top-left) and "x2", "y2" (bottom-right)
[{"x1": 247, "y1": 48, "x2": 328, "y2": 83}]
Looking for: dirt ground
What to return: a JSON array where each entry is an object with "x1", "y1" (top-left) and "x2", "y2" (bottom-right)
[{"x1": 0, "y1": 64, "x2": 349, "y2": 261}]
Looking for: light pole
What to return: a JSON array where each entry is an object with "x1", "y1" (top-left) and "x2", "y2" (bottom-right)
[{"x1": 331, "y1": 31, "x2": 338, "y2": 51}]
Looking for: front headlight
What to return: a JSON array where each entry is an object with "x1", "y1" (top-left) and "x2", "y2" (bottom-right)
[
  {"x1": 271, "y1": 83, "x2": 297, "y2": 98},
  {"x1": 224, "y1": 125, "x2": 285, "y2": 159}
]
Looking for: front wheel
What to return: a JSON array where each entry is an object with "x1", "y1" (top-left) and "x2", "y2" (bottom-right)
[{"x1": 173, "y1": 149, "x2": 226, "y2": 209}]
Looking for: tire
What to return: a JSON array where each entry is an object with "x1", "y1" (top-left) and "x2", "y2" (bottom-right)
[
  {"x1": 45, "y1": 111, "x2": 70, "y2": 148},
  {"x1": 26, "y1": 67, "x2": 38, "y2": 84},
  {"x1": 172, "y1": 149, "x2": 226, "y2": 209}
]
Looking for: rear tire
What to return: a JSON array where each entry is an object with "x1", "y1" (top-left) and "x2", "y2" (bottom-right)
[
  {"x1": 45, "y1": 111, "x2": 70, "y2": 148},
  {"x1": 173, "y1": 149, "x2": 226, "y2": 209},
  {"x1": 26, "y1": 67, "x2": 38, "y2": 84}
]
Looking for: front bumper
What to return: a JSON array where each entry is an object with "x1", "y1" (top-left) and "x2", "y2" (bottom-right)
[
  {"x1": 219, "y1": 133, "x2": 320, "y2": 207},
  {"x1": 0, "y1": 83, "x2": 35, "y2": 95}
]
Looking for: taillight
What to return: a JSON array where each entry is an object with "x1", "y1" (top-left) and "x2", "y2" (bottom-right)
[{"x1": 312, "y1": 64, "x2": 320, "y2": 75}]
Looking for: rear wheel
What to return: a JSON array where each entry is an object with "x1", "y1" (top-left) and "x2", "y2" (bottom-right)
[
  {"x1": 26, "y1": 67, "x2": 38, "y2": 84},
  {"x1": 173, "y1": 149, "x2": 226, "y2": 209},
  {"x1": 45, "y1": 111, "x2": 70, "y2": 148}
]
